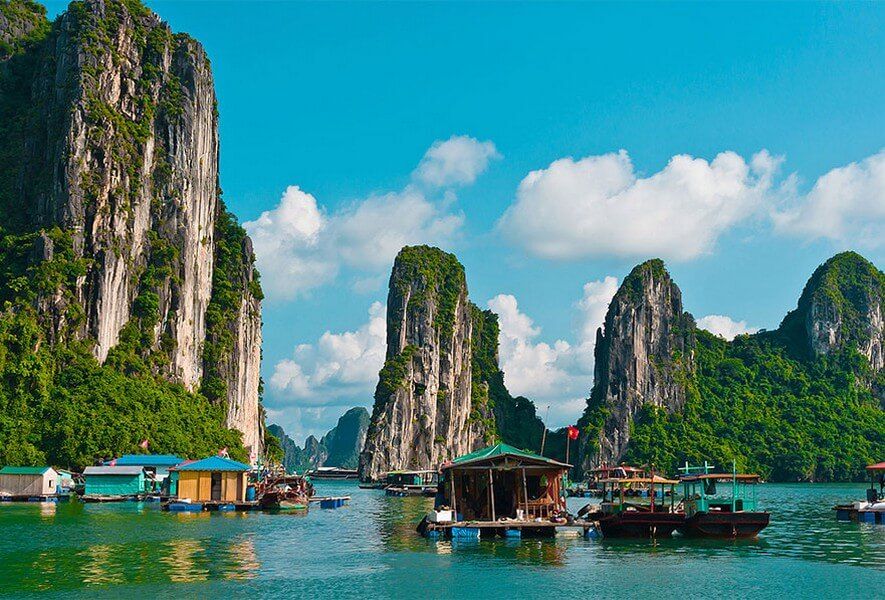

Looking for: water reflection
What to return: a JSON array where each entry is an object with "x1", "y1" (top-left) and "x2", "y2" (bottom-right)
[{"x1": 161, "y1": 539, "x2": 208, "y2": 582}]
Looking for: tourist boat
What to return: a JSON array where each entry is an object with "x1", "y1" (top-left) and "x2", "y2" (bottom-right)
[
  {"x1": 309, "y1": 467, "x2": 359, "y2": 480},
  {"x1": 833, "y1": 461, "x2": 885, "y2": 524},
  {"x1": 577, "y1": 475, "x2": 684, "y2": 538},
  {"x1": 384, "y1": 470, "x2": 439, "y2": 497},
  {"x1": 676, "y1": 462, "x2": 769, "y2": 538},
  {"x1": 258, "y1": 475, "x2": 314, "y2": 511}
]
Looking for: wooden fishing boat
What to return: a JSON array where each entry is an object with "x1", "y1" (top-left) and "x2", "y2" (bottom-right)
[
  {"x1": 258, "y1": 475, "x2": 313, "y2": 511},
  {"x1": 384, "y1": 470, "x2": 438, "y2": 497},
  {"x1": 677, "y1": 462, "x2": 769, "y2": 538},
  {"x1": 578, "y1": 475, "x2": 684, "y2": 538},
  {"x1": 833, "y1": 462, "x2": 885, "y2": 523}
]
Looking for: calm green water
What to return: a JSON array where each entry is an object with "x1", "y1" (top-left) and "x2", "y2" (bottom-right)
[{"x1": 0, "y1": 482, "x2": 882, "y2": 598}]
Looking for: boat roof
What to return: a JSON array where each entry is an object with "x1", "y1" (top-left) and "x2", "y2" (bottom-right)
[
  {"x1": 0, "y1": 466, "x2": 53, "y2": 475},
  {"x1": 680, "y1": 473, "x2": 761, "y2": 483},
  {"x1": 866, "y1": 462, "x2": 885, "y2": 472},
  {"x1": 444, "y1": 443, "x2": 571, "y2": 470},
  {"x1": 106, "y1": 454, "x2": 184, "y2": 467},
  {"x1": 592, "y1": 465, "x2": 644, "y2": 473},
  {"x1": 599, "y1": 476, "x2": 678, "y2": 485},
  {"x1": 83, "y1": 466, "x2": 145, "y2": 476},
  {"x1": 171, "y1": 456, "x2": 250, "y2": 472},
  {"x1": 387, "y1": 470, "x2": 437, "y2": 475}
]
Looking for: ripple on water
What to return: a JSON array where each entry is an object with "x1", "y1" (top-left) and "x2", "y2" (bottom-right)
[{"x1": 0, "y1": 482, "x2": 882, "y2": 597}]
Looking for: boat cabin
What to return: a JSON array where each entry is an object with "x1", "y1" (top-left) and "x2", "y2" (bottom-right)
[
  {"x1": 438, "y1": 443, "x2": 570, "y2": 523},
  {"x1": 678, "y1": 462, "x2": 761, "y2": 516},
  {"x1": 386, "y1": 470, "x2": 438, "y2": 487},
  {"x1": 597, "y1": 475, "x2": 679, "y2": 513},
  {"x1": 170, "y1": 456, "x2": 250, "y2": 503}
]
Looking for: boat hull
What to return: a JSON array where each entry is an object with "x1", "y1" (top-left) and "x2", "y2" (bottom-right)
[
  {"x1": 679, "y1": 511, "x2": 769, "y2": 538},
  {"x1": 597, "y1": 511, "x2": 685, "y2": 538}
]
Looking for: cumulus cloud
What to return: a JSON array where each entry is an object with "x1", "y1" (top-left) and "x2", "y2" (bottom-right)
[
  {"x1": 499, "y1": 149, "x2": 780, "y2": 261},
  {"x1": 488, "y1": 276, "x2": 618, "y2": 428},
  {"x1": 269, "y1": 302, "x2": 387, "y2": 406},
  {"x1": 697, "y1": 314, "x2": 759, "y2": 341},
  {"x1": 413, "y1": 135, "x2": 501, "y2": 187},
  {"x1": 246, "y1": 136, "x2": 497, "y2": 301},
  {"x1": 772, "y1": 149, "x2": 885, "y2": 248}
]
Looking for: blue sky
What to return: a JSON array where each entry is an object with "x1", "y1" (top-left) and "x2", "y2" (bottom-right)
[{"x1": 47, "y1": 1, "x2": 885, "y2": 442}]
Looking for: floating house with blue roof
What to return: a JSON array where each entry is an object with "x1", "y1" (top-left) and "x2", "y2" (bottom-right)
[
  {"x1": 171, "y1": 456, "x2": 250, "y2": 503},
  {"x1": 83, "y1": 466, "x2": 147, "y2": 498}
]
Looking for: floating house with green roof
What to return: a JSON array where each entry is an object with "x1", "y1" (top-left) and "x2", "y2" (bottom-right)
[
  {"x1": 0, "y1": 466, "x2": 59, "y2": 497},
  {"x1": 420, "y1": 443, "x2": 571, "y2": 538}
]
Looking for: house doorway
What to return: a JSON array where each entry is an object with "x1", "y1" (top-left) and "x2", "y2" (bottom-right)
[{"x1": 211, "y1": 473, "x2": 222, "y2": 501}]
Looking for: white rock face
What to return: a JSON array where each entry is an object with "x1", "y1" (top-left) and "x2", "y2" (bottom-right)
[
  {"x1": 13, "y1": 0, "x2": 262, "y2": 458},
  {"x1": 359, "y1": 247, "x2": 491, "y2": 481},
  {"x1": 581, "y1": 260, "x2": 696, "y2": 468}
]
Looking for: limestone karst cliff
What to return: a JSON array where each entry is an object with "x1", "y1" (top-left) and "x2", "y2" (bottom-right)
[
  {"x1": 269, "y1": 407, "x2": 369, "y2": 473},
  {"x1": 576, "y1": 259, "x2": 696, "y2": 470},
  {"x1": 359, "y1": 246, "x2": 495, "y2": 481},
  {"x1": 0, "y1": 0, "x2": 262, "y2": 461},
  {"x1": 779, "y1": 252, "x2": 884, "y2": 374},
  {"x1": 578, "y1": 253, "x2": 884, "y2": 481}
]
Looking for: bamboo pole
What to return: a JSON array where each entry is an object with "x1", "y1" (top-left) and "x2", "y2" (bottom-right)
[
  {"x1": 489, "y1": 469, "x2": 496, "y2": 521},
  {"x1": 451, "y1": 472, "x2": 457, "y2": 519},
  {"x1": 522, "y1": 468, "x2": 529, "y2": 519}
]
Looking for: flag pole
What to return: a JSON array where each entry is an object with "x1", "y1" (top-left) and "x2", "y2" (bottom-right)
[{"x1": 539, "y1": 405, "x2": 550, "y2": 455}]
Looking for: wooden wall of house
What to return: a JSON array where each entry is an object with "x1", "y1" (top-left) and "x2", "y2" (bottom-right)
[{"x1": 176, "y1": 471, "x2": 245, "y2": 502}]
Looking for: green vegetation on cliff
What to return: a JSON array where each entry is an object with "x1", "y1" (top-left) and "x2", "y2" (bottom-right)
[
  {"x1": 392, "y1": 245, "x2": 466, "y2": 341},
  {"x1": 470, "y1": 305, "x2": 546, "y2": 450}
]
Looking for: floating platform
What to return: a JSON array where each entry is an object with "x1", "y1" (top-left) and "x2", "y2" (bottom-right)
[
  {"x1": 311, "y1": 496, "x2": 350, "y2": 509},
  {"x1": 80, "y1": 495, "x2": 140, "y2": 503},
  {"x1": 0, "y1": 495, "x2": 61, "y2": 503},
  {"x1": 162, "y1": 500, "x2": 259, "y2": 512},
  {"x1": 385, "y1": 486, "x2": 435, "y2": 497},
  {"x1": 834, "y1": 504, "x2": 885, "y2": 523},
  {"x1": 421, "y1": 519, "x2": 568, "y2": 539}
]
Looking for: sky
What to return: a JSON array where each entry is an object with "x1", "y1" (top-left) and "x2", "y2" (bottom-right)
[{"x1": 47, "y1": 1, "x2": 885, "y2": 444}]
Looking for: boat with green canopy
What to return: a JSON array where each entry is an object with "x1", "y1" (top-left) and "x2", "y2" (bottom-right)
[{"x1": 676, "y1": 461, "x2": 769, "y2": 538}]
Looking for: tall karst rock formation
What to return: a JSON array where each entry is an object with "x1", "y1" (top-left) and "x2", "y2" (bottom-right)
[
  {"x1": 0, "y1": 0, "x2": 263, "y2": 459},
  {"x1": 577, "y1": 259, "x2": 696, "y2": 469},
  {"x1": 359, "y1": 246, "x2": 498, "y2": 481},
  {"x1": 779, "y1": 252, "x2": 884, "y2": 375}
]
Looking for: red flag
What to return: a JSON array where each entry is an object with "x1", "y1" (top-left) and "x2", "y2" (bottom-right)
[
  {"x1": 567, "y1": 425, "x2": 579, "y2": 440},
  {"x1": 139, "y1": 439, "x2": 149, "y2": 449}
]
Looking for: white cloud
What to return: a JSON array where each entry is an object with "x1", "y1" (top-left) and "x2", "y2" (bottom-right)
[
  {"x1": 269, "y1": 302, "x2": 387, "y2": 406},
  {"x1": 499, "y1": 149, "x2": 779, "y2": 261},
  {"x1": 696, "y1": 314, "x2": 759, "y2": 341},
  {"x1": 487, "y1": 276, "x2": 618, "y2": 428},
  {"x1": 246, "y1": 136, "x2": 496, "y2": 301},
  {"x1": 413, "y1": 135, "x2": 501, "y2": 187},
  {"x1": 773, "y1": 149, "x2": 885, "y2": 248}
]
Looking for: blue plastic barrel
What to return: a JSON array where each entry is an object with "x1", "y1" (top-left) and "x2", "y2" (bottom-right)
[{"x1": 246, "y1": 485, "x2": 256, "y2": 501}]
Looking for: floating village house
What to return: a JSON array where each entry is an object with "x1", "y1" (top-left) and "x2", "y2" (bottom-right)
[
  {"x1": 430, "y1": 443, "x2": 571, "y2": 536},
  {"x1": 106, "y1": 454, "x2": 184, "y2": 492},
  {"x1": 171, "y1": 456, "x2": 250, "y2": 503},
  {"x1": 0, "y1": 466, "x2": 59, "y2": 498},
  {"x1": 83, "y1": 466, "x2": 147, "y2": 497}
]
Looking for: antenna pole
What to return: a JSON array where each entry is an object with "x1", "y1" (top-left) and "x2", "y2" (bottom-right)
[{"x1": 539, "y1": 405, "x2": 550, "y2": 455}]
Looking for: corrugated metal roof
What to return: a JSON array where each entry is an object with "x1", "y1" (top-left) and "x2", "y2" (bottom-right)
[
  {"x1": 106, "y1": 454, "x2": 184, "y2": 467},
  {"x1": 445, "y1": 443, "x2": 571, "y2": 469},
  {"x1": 172, "y1": 456, "x2": 250, "y2": 472},
  {"x1": 0, "y1": 466, "x2": 52, "y2": 475},
  {"x1": 83, "y1": 466, "x2": 145, "y2": 476}
]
